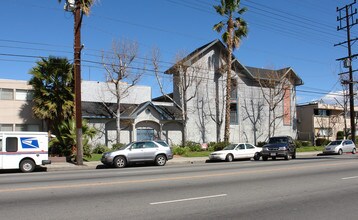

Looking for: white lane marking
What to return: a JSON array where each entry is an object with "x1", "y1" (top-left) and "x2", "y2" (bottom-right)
[
  {"x1": 150, "y1": 194, "x2": 227, "y2": 205},
  {"x1": 342, "y1": 176, "x2": 358, "y2": 180}
]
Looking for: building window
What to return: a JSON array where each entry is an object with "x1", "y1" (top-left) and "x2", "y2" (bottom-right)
[
  {"x1": 15, "y1": 89, "x2": 33, "y2": 101},
  {"x1": 314, "y1": 109, "x2": 330, "y2": 116},
  {"x1": 137, "y1": 129, "x2": 155, "y2": 141},
  {"x1": 0, "y1": 124, "x2": 13, "y2": 131},
  {"x1": 230, "y1": 79, "x2": 238, "y2": 101},
  {"x1": 230, "y1": 103, "x2": 238, "y2": 125},
  {"x1": 315, "y1": 128, "x2": 332, "y2": 137},
  {"x1": 15, "y1": 124, "x2": 40, "y2": 131},
  {"x1": 0, "y1": 88, "x2": 14, "y2": 100}
]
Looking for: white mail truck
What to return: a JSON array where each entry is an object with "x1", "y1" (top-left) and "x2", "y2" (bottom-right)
[{"x1": 0, "y1": 132, "x2": 51, "y2": 172}]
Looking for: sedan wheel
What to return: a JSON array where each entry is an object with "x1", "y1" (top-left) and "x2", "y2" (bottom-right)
[
  {"x1": 113, "y1": 156, "x2": 127, "y2": 168},
  {"x1": 155, "y1": 155, "x2": 167, "y2": 166},
  {"x1": 253, "y1": 152, "x2": 260, "y2": 161},
  {"x1": 352, "y1": 148, "x2": 356, "y2": 154},
  {"x1": 225, "y1": 154, "x2": 233, "y2": 162},
  {"x1": 338, "y1": 149, "x2": 343, "y2": 155}
]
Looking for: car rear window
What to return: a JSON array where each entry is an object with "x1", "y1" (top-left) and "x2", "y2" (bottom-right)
[
  {"x1": 156, "y1": 140, "x2": 169, "y2": 147},
  {"x1": 269, "y1": 137, "x2": 288, "y2": 144}
]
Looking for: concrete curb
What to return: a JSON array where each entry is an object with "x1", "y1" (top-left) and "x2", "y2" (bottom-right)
[{"x1": 44, "y1": 151, "x2": 323, "y2": 172}]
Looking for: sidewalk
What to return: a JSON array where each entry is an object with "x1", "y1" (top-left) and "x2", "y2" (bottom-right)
[{"x1": 44, "y1": 151, "x2": 322, "y2": 172}]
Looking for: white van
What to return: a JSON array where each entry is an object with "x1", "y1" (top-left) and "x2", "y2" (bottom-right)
[{"x1": 0, "y1": 132, "x2": 51, "y2": 172}]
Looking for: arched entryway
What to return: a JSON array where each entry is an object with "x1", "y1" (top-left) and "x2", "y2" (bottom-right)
[{"x1": 135, "y1": 121, "x2": 160, "y2": 141}]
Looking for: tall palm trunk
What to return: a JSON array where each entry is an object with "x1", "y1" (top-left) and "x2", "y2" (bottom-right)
[{"x1": 224, "y1": 16, "x2": 234, "y2": 143}]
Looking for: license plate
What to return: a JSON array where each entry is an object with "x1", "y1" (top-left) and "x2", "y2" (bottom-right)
[{"x1": 270, "y1": 153, "x2": 276, "y2": 156}]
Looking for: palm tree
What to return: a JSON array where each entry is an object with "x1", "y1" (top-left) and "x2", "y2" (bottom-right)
[
  {"x1": 213, "y1": 0, "x2": 248, "y2": 143},
  {"x1": 50, "y1": 118, "x2": 96, "y2": 158},
  {"x1": 58, "y1": 0, "x2": 94, "y2": 15},
  {"x1": 28, "y1": 56, "x2": 74, "y2": 134}
]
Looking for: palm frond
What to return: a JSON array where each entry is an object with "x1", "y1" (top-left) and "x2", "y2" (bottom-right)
[{"x1": 213, "y1": 21, "x2": 225, "y2": 33}]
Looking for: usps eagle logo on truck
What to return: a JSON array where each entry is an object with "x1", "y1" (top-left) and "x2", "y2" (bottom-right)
[{"x1": 20, "y1": 137, "x2": 40, "y2": 149}]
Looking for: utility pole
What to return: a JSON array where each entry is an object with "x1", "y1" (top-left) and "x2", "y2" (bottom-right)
[
  {"x1": 74, "y1": 0, "x2": 83, "y2": 165},
  {"x1": 335, "y1": 0, "x2": 358, "y2": 143},
  {"x1": 65, "y1": 0, "x2": 83, "y2": 165}
]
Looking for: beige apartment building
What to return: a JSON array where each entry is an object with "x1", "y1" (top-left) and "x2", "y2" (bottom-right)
[
  {"x1": 0, "y1": 79, "x2": 43, "y2": 132},
  {"x1": 297, "y1": 102, "x2": 357, "y2": 144}
]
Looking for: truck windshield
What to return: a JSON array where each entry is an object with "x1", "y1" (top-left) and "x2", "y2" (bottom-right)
[{"x1": 269, "y1": 137, "x2": 288, "y2": 144}]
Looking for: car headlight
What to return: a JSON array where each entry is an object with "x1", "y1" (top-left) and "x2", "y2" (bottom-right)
[
  {"x1": 279, "y1": 146, "x2": 287, "y2": 150},
  {"x1": 263, "y1": 147, "x2": 268, "y2": 151}
]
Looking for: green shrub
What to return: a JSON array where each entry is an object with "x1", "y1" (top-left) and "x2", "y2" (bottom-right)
[
  {"x1": 207, "y1": 145, "x2": 215, "y2": 151},
  {"x1": 112, "y1": 143, "x2": 126, "y2": 151},
  {"x1": 301, "y1": 141, "x2": 311, "y2": 147},
  {"x1": 92, "y1": 144, "x2": 110, "y2": 154},
  {"x1": 184, "y1": 141, "x2": 202, "y2": 152},
  {"x1": 257, "y1": 141, "x2": 266, "y2": 147},
  {"x1": 315, "y1": 138, "x2": 329, "y2": 146},
  {"x1": 212, "y1": 141, "x2": 229, "y2": 151},
  {"x1": 337, "y1": 131, "x2": 344, "y2": 140},
  {"x1": 294, "y1": 140, "x2": 302, "y2": 148},
  {"x1": 172, "y1": 146, "x2": 189, "y2": 155}
]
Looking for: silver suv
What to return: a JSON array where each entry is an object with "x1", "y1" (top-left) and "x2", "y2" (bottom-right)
[{"x1": 101, "y1": 140, "x2": 173, "y2": 168}]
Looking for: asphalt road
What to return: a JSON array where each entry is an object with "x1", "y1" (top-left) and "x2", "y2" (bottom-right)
[{"x1": 1, "y1": 154, "x2": 358, "y2": 220}]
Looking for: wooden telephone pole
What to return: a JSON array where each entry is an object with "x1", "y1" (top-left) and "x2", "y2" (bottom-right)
[
  {"x1": 65, "y1": 0, "x2": 83, "y2": 165},
  {"x1": 335, "y1": 1, "x2": 358, "y2": 143},
  {"x1": 74, "y1": 0, "x2": 83, "y2": 165}
]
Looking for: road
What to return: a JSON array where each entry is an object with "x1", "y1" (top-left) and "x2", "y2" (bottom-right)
[{"x1": 1, "y1": 154, "x2": 358, "y2": 220}]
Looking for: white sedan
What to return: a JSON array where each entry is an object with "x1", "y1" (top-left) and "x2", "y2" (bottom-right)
[
  {"x1": 322, "y1": 140, "x2": 356, "y2": 155},
  {"x1": 209, "y1": 143, "x2": 262, "y2": 162}
]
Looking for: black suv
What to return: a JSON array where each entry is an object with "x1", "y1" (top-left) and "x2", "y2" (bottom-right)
[{"x1": 261, "y1": 136, "x2": 296, "y2": 161}]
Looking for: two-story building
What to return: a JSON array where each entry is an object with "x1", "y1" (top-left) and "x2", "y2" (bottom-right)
[
  {"x1": 297, "y1": 101, "x2": 358, "y2": 144},
  {"x1": 1, "y1": 39, "x2": 304, "y2": 146}
]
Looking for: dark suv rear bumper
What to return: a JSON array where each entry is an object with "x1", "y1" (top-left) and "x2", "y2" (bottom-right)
[{"x1": 261, "y1": 150, "x2": 289, "y2": 158}]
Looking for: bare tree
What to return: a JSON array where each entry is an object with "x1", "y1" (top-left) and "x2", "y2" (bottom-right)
[
  {"x1": 195, "y1": 96, "x2": 208, "y2": 143},
  {"x1": 206, "y1": 72, "x2": 225, "y2": 142},
  {"x1": 241, "y1": 88, "x2": 264, "y2": 145},
  {"x1": 102, "y1": 39, "x2": 145, "y2": 144},
  {"x1": 152, "y1": 48, "x2": 203, "y2": 145},
  {"x1": 334, "y1": 74, "x2": 350, "y2": 139},
  {"x1": 256, "y1": 69, "x2": 292, "y2": 139}
]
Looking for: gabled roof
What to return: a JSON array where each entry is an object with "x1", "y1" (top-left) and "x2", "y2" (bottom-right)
[
  {"x1": 82, "y1": 101, "x2": 182, "y2": 121},
  {"x1": 246, "y1": 66, "x2": 303, "y2": 86},
  {"x1": 82, "y1": 102, "x2": 137, "y2": 119},
  {"x1": 164, "y1": 39, "x2": 303, "y2": 86},
  {"x1": 165, "y1": 39, "x2": 228, "y2": 74}
]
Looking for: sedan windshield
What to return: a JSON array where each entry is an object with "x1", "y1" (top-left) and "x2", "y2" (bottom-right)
[
  {"x1": 328, "y1": 141, "x2": 342, "y2": 146},
  {"x1": 223, "y1": 144, "x2": 237, "y2": 150}
]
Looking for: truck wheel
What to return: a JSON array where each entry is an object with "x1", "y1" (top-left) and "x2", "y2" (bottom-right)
[
  {"x1": 113, "y1": 156, "x2": 127, "y2": 168},
  {"x1": 20, "y1": 159, "x2": 35, "y2": 173},
  {"x1": 284, "y1": 153, "x2": 290, "y2": 160},
  {"x1": 262, "y1": 156, "x2": 268, "y2": 161},
  {"x1": 155, "y1": 155, "x2": 167, "y2": 166}
]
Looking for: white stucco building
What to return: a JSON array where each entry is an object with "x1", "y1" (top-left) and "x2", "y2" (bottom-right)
[{"x1": 0, "y1": 40, "x2": 304, "y2": 147}]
